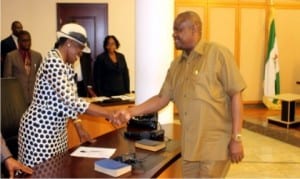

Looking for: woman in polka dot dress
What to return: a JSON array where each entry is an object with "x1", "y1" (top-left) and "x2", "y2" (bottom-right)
[{"x1": 18, "y1": 23, "x2": 114, "y2": 168}]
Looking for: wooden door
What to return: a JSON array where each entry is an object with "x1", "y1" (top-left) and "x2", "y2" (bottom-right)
[{"x1": 57, "y1": 3, "x2": 108, "y2": 59}]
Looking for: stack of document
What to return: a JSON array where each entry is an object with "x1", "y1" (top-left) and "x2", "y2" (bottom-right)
[
  {"x1": 83, "y1": 96, "x2": 110, "y2": 103},
  {"x1": 111, "y1": 93, "x2": 135, "y2": 101},
  {"x1": 83, "y1": 93, "x2": 135, "y2": 102}
]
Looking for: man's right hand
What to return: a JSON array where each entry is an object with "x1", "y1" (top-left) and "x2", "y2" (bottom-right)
[
  {"x1": 4, "y1": 157, "x2": 33, "y2": 178},
  {"x1": 111, "y1": 109, "x2": 131, "y2": 127}
]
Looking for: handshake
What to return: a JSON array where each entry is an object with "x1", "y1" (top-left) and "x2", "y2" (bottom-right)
[{"x1": 108, "y1": 108, "x2": 133, "y2": 127}]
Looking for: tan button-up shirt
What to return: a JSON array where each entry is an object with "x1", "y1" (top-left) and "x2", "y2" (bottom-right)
[{"x1": 160, "y1": 41, "x2": 246, "y2": 161}]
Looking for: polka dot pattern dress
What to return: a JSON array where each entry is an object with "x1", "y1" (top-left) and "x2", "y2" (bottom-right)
[{"x1": 18, "y1": 49, "x2": 89, "y2": 168}]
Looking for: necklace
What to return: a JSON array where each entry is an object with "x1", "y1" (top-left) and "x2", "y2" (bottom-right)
[
  {"x1": 54, "y1": 49, "x2": 63, "y2": 58},
  {"x1": 54, "y1": 48, "x2": 68, "y2": 63}
]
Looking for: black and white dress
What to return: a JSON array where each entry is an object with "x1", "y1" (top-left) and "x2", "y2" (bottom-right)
[{"x1": 18, "y1": 49, "x2": 89, "y2": 167}]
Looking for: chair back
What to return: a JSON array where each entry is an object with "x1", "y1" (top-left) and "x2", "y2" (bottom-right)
[{"x1": 1, "y1": 77, "x2": 27, "y2": 158}]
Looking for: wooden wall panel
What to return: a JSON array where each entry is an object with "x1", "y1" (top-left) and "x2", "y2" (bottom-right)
[
  {"x1": 275, "y1": 9, "x2": 300, "y2": 93},
  {"x1": 175, "y1": 0, "x2": 300, "y2": 103},
  {"x1": 240, "y1": 8, "x2": 266, "y2": 102},
  {"x1": 209, "y1": 8, "x2": 236, "y2": 54}
]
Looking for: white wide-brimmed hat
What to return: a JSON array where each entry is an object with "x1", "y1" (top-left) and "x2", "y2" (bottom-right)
[{"x1": 57, "y1": 23, "x2": 91, "y2": 53}]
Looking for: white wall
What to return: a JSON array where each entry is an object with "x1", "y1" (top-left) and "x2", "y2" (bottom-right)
[
  {"x1": 2, "y1": 0, "x2": 300, "y2": 103},
  {"x1": 1, "y1": 0, "x2": 136, "y2": 91}
]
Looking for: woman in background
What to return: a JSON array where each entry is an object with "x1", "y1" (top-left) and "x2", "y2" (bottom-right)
[{"x1": 94, "y1": 35, "x2": 130, "y2": 97}]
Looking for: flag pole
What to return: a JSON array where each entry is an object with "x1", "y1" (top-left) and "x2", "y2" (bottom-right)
[{"x1": 262, "y1": 0, "x2": 281, "y2": 110}]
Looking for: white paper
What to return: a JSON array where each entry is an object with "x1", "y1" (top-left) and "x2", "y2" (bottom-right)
[
  {"x1": 83, "y1": 96, "x2": 110, "y2": 103},
  {"x1": 70, "y1": 146, "x2": 116, "y2": 158},
  {"x1": 111, "y1": 94, "x2": 135, "y2": 101}
]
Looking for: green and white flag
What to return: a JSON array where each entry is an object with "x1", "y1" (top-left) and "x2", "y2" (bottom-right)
[{"x1": 263, "y1": 6, "x2": 281, "y2": 110}]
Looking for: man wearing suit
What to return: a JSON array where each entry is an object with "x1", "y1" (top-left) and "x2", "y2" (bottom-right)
[
  {"x1": 4, "y1": 30, "x2": 42, "y2": 105},
  {"x1": 1, "y1": 21, "x2": 23, "y2": 77}
]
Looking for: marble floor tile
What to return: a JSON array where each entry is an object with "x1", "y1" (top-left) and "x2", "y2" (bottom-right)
[{"x1": 226, "y1": 129, "x2": 300, "y2": 178}]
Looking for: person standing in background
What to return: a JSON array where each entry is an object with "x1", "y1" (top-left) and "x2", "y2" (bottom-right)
[
  {"x1": 1, "y1": 21, "x2": 23, "y2": 77},
  {"x1": 4, "y1": 30, "x2": 42, "y2": 106},
  {"x1": 94, "y1": 35, "x2": 130, "y2": 96},
  {"x1": 113, "y1": 11, "x2": 246, "y2": 178},
  {"x1": 73, "y1": 43, "x2": 97, "y2": 97}
]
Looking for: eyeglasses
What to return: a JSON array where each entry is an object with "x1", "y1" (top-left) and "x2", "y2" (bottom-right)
[
  {"x1": 20, "y1": 38, "x2": 31, "y2": 42},
  {"x1": 71, "y1": 40, "x2": 84, "y2": 50}
]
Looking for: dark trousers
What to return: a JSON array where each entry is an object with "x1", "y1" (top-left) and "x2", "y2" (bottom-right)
[{"x1": 77, "y1": 81, "x2": 86, "y2": 97}]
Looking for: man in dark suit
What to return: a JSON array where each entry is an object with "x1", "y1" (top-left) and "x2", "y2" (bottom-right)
[
  {"x1": 1, "y1": 21, "x2": 23, "y2": 77},
  {"x1": 4, "y1": 30, "x2": 42, "y2": 105}
]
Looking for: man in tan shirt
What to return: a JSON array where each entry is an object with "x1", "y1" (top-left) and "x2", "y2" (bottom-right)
[{"x1": 114, "y1": 11, "x2": 246, "y2": 178}]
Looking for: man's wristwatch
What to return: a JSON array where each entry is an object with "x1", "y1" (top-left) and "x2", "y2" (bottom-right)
[{"x1": 232, "y1": 134, "x2": 242, "y2": 142}]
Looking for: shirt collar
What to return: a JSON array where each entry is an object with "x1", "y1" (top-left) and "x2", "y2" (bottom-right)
[
  {"x1": 12, "y1": 34, "x2": 18, "y2": 48},
  {"x1": 12, "y1": 34, "x2": 18, "y2": 40},
  {"x1": 180, "y1": 41, "x2": 205, "y2": 62}
]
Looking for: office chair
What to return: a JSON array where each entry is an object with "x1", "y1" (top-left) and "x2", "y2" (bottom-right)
[{"x1": 1, "y1": 77, "x2": 27, "y2": 158}]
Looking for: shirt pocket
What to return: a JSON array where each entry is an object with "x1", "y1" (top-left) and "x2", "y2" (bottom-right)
[{"x1": 189, "y1": 72, "x2": 224, "y2": 101}]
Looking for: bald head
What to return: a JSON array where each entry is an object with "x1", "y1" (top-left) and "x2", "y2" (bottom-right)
[
  {"x1": 11, "y1": 21, "x2": 23, "y2": 36},
  {"x1": 173, "y1": 11, "x2": 202, "y2": 53},
  {"x1": 175, "y1": 11, "x2": 202, "y2": 35}
]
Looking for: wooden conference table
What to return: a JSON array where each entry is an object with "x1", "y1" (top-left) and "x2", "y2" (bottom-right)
[
  {"x1": 26, "y1": 100, "x2": 182, "y2": 178},
  {"x1": 67, "y1": 99, "x2": 136, "y2": 149}
]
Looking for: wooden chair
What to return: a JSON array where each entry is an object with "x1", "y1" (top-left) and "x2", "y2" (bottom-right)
[{"x1": 1, "y1": 77, "x2": 27, "y2": 158}]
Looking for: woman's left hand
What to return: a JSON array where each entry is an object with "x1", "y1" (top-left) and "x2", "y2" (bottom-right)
[
  {"x1": 74, "y1": 120, "x2": 96, "y2": 144},
  {"x1": 78, "y1": 128, "x2": 96, "y2": 144}
]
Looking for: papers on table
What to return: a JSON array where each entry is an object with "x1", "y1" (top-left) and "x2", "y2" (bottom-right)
[
  {"x1": 70, "y1": 146, "x2": 116, "y2": 158},
  {"x1": 83, "y1": 93, "x2": 135, "y2": 103},
  {"x1": 111, "y1": 94, "x2": 135, "y2": 101},
  {"x1": 83, "y1": 96, "x2": 110, "y2": 103}
]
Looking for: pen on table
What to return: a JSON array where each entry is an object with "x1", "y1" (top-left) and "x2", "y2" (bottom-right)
[{"x1": 80, "y1": 150, "x2": 103, "y2": 153}]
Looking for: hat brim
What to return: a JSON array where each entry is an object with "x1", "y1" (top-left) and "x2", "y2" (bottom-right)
[
  {"x1": 57, "y1": 31, "x2": 91, "y2": 53},
  {"x1": 82, "y1": 44, "x2": 91, "y2": 53}
]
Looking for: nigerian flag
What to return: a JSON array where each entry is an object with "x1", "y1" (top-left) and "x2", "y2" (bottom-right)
[{"x1": 263, "y1": 6, "x2": 280, "y2": 109}]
